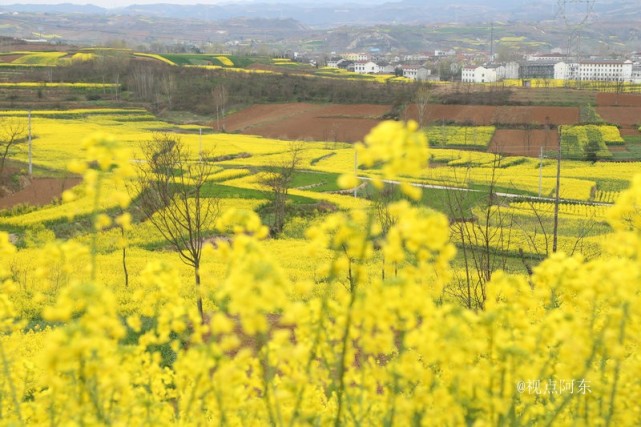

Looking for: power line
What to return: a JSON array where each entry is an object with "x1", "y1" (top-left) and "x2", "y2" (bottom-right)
[{"x1": 556, "y1": 0, "x2": 596, "y2": 60}]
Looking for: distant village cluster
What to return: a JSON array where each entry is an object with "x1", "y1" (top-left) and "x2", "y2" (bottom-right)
[
  {"x1": 317, "y1": 49, "x2": 641, "y2": 84},
  {"x1": 322, "y1": 50, "x2": 451, "y2": 82}
]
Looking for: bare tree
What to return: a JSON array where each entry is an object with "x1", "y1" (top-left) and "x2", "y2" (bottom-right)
[
  {"x1": 414, "y1": 83, "x2": 431, "y2": 128},
  {"x1": 0, "y1": 117, "x2": 27, "y2": 176},
  {"x1": 260, "y1": 142, "x2": 304, "y2": 235},
  {"x1": 134, "y1": 133, "x2": 220, "y2": 323},
  {"x1": 443, "y1": 156, "x2": 515, "y2": 310},
  {"x1": 160, "y1": 72, "x2": 177, "y2": 110},
  {"x1": 93, "y1": 49, "x2": 130, "y2": 101},
  {"x1": 212, "y1": 84, "x2": 228, "y2": 132},
  {"x1": 371, "y1": 182, "x2": 402, "y2": 280}
]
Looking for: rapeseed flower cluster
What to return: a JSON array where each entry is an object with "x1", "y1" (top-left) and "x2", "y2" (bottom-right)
[{"x1": 1, "y1": 122, "x2": 641, "y2": 425}]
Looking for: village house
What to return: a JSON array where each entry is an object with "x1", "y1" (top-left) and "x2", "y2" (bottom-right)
[
  {"x1": 326, "y1": 57, "x2": 344, "y2": 68},
  {"x1": 342, "y1": 53, "x2": 370, "y2": 62},
  {"x1": 353, "y1": 61, "x2": 379, "y2": 74},
  {"x1": 461, "y1": 65, "x2": 497, "y2": 83},
  {"x1": 376, "y1": 61, "x2": 395, "y2": 74},
  {"x1": 403, "y1": 66, "x2": 432, "y2": 81}
]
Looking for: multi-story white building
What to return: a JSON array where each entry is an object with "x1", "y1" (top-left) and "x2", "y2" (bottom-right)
[
  {"x1": 353, "y1": 61, "x2": 379, "y2": 74},
  {"x1": 403, "y1": 67, "x2": 431, "y2": 81},
  {"x1": 326, "y1": 57, "x2": 344, "y2": 68},
  {"x1": 631, "y1": 66, "x2": 641, "y2": 84},
  {"x1": 554, "y1": 60, "x2": 633, "y2": 81},
  {"x1": 342, "y1": 53, "x2": 369, "y2": 62},
  {"x1": 403, "y1": 53, "x2": 430, "y2": 61},
  {"x1": 494, "y1": 62, "x2": 520, "y2": 80},
  {"x1": 377, "y1": 62, "x2": 395, "y2": 74},
  {"x1": 526, "y1": 53, "x2": 568, "y2": 62},
  {"x1": 461, "y1": 66, "x2": 497, "y2": 83}
]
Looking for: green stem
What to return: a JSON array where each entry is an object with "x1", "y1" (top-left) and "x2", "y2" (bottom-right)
[
  {"x1": 605, "y1": 303, "x2": 629, "y2": 427},
  {"x1": 0, "y1": 339, "x2": 23, "y2": 424},
  {"x1": 333, "y1": 271, "x2": 357, "y2": 427},
  {"x1": 260, "y1": 334, "x2": 279, "y2": 427},
  {"x1": 288, "y1": 284, "x2": 332, "y2": 427},
  {"x1": 334, "y1": 213, "x2": 374, "y2": 426},
  {"x1": 90, "y1": 173, "x2": 103, "y2": 283}
]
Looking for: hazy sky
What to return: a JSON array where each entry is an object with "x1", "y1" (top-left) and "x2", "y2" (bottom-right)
[
  {"x1": 4, "y1": 0, "x2": 258, "y2": 9},
  {"x1": 1, "y1": 0, "x2": 382, "y2": 9}
]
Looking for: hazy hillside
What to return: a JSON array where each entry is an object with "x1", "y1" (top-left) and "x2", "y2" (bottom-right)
[
  {"x1": 0, "y1": 0, "x2": 639, "y2": 52},
  {"x1": 2, "y1": 0, "x2": 638, "y2": 27}
]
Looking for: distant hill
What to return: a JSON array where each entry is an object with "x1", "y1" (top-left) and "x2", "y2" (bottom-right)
[
  {"x1": 1, "y1": 0, "x2": 639, "y2": 52},
  {"x1": 2, "y1": 3, "x2": 105, "y2": 14},
  {"x1": 3, "y1": 0, "x2": 640, "y2": 27}
]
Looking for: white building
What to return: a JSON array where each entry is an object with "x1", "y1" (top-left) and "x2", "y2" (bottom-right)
[
  {"x1": 461, "y1": 67, "x2": 476, "y2": 82},
  {"x1": 326, "y1": 57, "x2": 344, "y2": 68},
  {"x1": 494, "y1": 62, "x2": 520, "y2": 80},
  {"x1": 461, "y1": 66, "x2": 498, "y2": 83},
  {"x1": 631, "y1": 66, "x2": 641, "y2": 84},
  {"x1": 376, "y1": 62, "x2": 395, "y2": 74},
  {"x1": 435, "y1": 49, "x2": 456, "y2": 57},
  {"x1": 527, "y1": 53, "x2": 568, "y2": 62},
  {"x1": 354, "y1": 61, "x2": 379, "y2": 74},
  {"x1": 554, "y1": 60, "x2": 633, "y2": 82},
  {"x1": 403, "y1": 53, "x2": 430, "y2": 61},
  {"x1": 342, "y1": 53, "x2": 369, "y2": 62},
  {"x1": 403, "y1": 67, "x2": 432, "y2": 81}
]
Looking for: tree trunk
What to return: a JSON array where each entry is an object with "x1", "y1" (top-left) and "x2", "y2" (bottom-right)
[
  {"x1": 195, "y1": 263, "x2": 205, "y2": 324},
  {"x1": 122, "y1": 246, "x2": 128, "y2": 288}
]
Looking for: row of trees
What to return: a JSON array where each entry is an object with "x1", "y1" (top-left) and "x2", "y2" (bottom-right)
[{"x1": 17, "y1": 57, "x2": 415, "y2": 114}]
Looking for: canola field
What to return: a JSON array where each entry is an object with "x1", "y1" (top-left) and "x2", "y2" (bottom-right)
[{"x1": 1, "y1": 111, "x2": 641, "y2": 425}]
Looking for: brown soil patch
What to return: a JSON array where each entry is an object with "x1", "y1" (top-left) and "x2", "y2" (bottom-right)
[
  {"x1": 225, "y1": 103, "x2": 390, "y2": 142},
  {"x1": 0, "y1": 177, "x2": 81, "y2": 210},
  {"x1": 406, "y1": 104, "x2": 579, "y2": 126},
  {"x1": 607, "y1": 145, "x2": 628, "y2": 152},
  {"x1": 250, "y1": 116, "x2": 381, "y2": 142},
  {"x1": 224, "y1": 103, "x2": 324, "y2": 131},
  {"x1": 0, "y1": 54, "x2": 22, "y2": 63},
  {"x1": 489, "y1": 129, "x2": 560, "y2": 157},
  {"x1": 596, "y1": 107, "x2": 641, "y2": 127},
  {"x1": 620, "y1": 128, "x2": 641, "y2": 137},
  {"x1": 225, "y1": 102, "x2": 578, "y2": 143},
  {"x1": 596, "y1": 93, "x2": 641, "y2": 107},
  {"x1": 314, "y1": 104, "x2": 388, "y2": 118}
]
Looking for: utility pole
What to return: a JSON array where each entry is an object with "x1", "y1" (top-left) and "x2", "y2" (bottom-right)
[
  {"x1": 353, "y1": 150, "x2": 357, "y2": 198},
  {"x1": 552, "y1": 137, "x2": 562, "y2": 253},
  {"x1": 539, "y1": 146, "x2": 543, "y2": 198},
  {"x1": 557, "y1": 0, "x2": 595, "y2": 61},
  {"x1": 540, "y1": 116, "x2": 550, "y2": 198},
  {"x1": 28, "y1": 110, "x2": 32, "y2": 177},
  {"x1": 490, "y1": 22, "x2": 494, "y2": 61},
  {"x1": 199, "y1": 127, "x2": 203, "y2": 163}
]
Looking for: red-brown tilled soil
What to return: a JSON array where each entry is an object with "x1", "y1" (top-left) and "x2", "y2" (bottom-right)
[
  {"x1": 595, "y1": 107, "x2": 641, "y2": 127},
  {"x1": 596, "y1": 93, "x2": 641, "y2": 107},
  {"x1": 406, "y1": 104, "x2": 579, "y2": 126},
  {"x1": 0, "y1": 177, "x2": 81, "y2": 210},
  {"x1": 0, "y1": 54, "x2": 22, "y2": 63},
  {"x1": 225, "y1": 102, "x2": 581, "y2": 143},
  {"x1": 619, "y1": 128, "x2": 641, "y2": 137},
  {"x1": 489, "y1": 129, "x2": 560, "y2": 157},
  {"x1": 225, "y1": 103, "x2": 389, "y2": 142}
]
